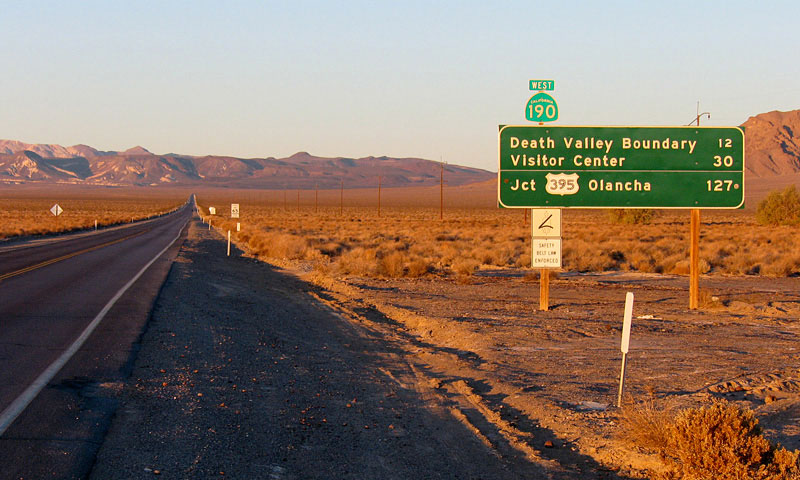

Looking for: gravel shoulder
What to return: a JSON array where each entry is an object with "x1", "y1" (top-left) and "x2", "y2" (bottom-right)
[{"x1": 90, "y1": 220, "x2": 563, "y2": 479}]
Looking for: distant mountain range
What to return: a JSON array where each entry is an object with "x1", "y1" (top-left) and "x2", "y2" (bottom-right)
[
  {"x1": 1, "y1": 109, "x2": 799, "y2": 189},
  {"x1": 740, "y1": 110, "x2": 800, "y2": 177},
  {"x1": 0, "y1": 143, "x2": 493, "y2": 189}
]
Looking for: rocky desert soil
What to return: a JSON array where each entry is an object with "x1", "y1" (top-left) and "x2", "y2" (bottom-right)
[{"x1": 92, "y1": 217, "x2": 800, "y2": 479}]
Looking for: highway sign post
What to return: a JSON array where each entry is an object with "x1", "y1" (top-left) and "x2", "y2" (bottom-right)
[
  {"x1": 532, "y1": 208, "x2": 561, "y2": 311},
  {"x1": 50, "y1": 204, "x2": 63, "y2": 216},
  {"x1": 499, "y1": 125, "x2": 745, "y2": 208},
  {"x1": 500, "y1": 124, "x2": 746, "y2": 310},
  {"x1": 523, "y1": 78, "x2": 559, "y2": 309}
]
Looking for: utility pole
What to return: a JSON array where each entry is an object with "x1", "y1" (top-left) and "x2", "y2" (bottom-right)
[
  {"x1": 315, "y1": 184, "x2": 318, "y2": 213},
  {"x1": 440, "y1": 160, "x2": 444, "y2": 220},
  {"x1": 340, "y1": 179, "x2": 344, "y2": 216},
  {"x1": 378, "y1": 176, "x2": 382, "y2": 218}
]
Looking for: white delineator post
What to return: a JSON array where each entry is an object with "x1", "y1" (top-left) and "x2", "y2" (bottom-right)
[
  {"x1": 227, "y1": 230, "x2": 231, "y2": 257},
  {"x1": 617, "y1": 292, "x2": 634, "y2": 407}
]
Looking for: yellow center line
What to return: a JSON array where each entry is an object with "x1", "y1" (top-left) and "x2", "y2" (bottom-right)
[{"x1": 0, "y1": 229, "x2": 150, "y2": 281}]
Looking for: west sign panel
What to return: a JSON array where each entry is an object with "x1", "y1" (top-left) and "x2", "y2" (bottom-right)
[{"x1": 498, "y1": 125, "x2": 745, "y2": 208}]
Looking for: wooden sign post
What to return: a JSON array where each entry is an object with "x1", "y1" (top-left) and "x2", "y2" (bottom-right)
[
  {"x1": 539, "y1": 269, "x2": 550, "y2": 310},
  {"x1": 689, "y1": 209, "x2": 700, "y2": 309}
]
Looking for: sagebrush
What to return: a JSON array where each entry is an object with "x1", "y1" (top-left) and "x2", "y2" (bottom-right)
[
  {"x1": 620, "y1": 399, "x2": 800, "y2": 479},
  {"x1": 195, "y1": 195, "x2": 800, "y2": 279},
  {"x1": 757, "y1": 186, "x2": 800, "y2": 226}
]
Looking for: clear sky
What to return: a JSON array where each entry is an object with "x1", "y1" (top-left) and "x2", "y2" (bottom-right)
[{"x1": 1, "y1": 1, "x2": 798, "y2": 171}]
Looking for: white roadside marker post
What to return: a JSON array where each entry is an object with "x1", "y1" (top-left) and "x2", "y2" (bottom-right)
[
  {"x1": 236, "y1": 222, "x2": 240, "y2": 232},
  {"x1": 95, "y1": 220, "x2": 97, "y2": 231},
  {"x1": 617, "y1": 292, "x2": 634, "y2": 407},
  {"x1": 227, "y1": 230, "x2": 231, "y2": 257}
]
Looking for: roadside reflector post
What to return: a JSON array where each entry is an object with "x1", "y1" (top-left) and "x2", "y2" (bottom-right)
[
  {"x1": 236, "y1": 222, "x2": 240, "y2": 232},
  {"x1": 95, "y1": 219, "x2": 97, "y2": 231},
  {"x1": 617, "y1": 292, "x2": 634, "y2": 407},
  {"x1": 689, "y1": 209, "x2": 700, "y2": 309},
  {"x1": 227, "y1": 230, "x2": 231, "y2": 257},
  {"x1": 209, "y1": 219, "x2": 211, "y2": 230}
]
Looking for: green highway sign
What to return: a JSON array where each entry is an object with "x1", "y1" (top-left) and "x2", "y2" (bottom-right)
[
  {"x1": 498, "y1": 125, "x2": 745, "y2": 208},
  {"x1": 529, "y1": 80, "x2": 555, "y2": 91},
  {"x1": 525, "y1": 93, "x2": 558, "y2": 123}
]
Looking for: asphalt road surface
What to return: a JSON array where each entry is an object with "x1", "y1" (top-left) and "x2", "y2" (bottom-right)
[{"x1": 0, "y1": 198, "x2": 193, "y2": 479}]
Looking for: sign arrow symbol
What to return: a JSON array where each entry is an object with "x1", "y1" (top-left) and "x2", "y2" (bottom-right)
[{"x1": 538, "y1": 214, "x2": 553, "y2": 230}]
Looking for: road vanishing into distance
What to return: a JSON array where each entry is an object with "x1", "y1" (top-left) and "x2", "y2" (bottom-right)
[{"x1": 0, "y1": 197, "x2": 193, "y2": 479}]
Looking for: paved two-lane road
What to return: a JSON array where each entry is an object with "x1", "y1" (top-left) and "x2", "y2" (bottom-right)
[{"x1": 0, "y1": 197, "x2": 194, "y2": 479}]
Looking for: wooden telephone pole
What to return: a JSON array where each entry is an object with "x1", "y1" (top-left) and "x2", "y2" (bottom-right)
[{"x1": 440, "y1": 161, "x2": 444, "y2": 220}]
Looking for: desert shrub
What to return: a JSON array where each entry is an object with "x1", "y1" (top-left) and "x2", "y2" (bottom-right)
[
  {"x1": 756, "y1": 186, "x2": 800, "y2": 226},
  {"x1": 514, "y1": 253, "x2": 532, "y2": 268},
  {"x1": 669, "y1": 401, "x2": 799, "y2": 479},
  {"x1": 335, "y1": 247, "x2": 377, "y2": 276},
  {"x1": 761, "y1": 256, "x2": 800, "y2": 277},
  {"x1": 268, "y1": 233, "x2": 308, "y2": 259},
  {"x1": 618, "y1": 396, "x2": 675, "y2": 454},
  {"x1": 608, "y1": 208, "x2": 657, "y2": 225},
  {"x1": 620, "y1": 399, "x2": 800, "y2": 480},
  {"x1": 378, "y1": 251, "x2": 407, "y2": 277},
  {"x1": 628, "y1": 251, "x2": 656, "y2": 272},
  {"x1": 452, "y1": 259, "x2": 479, "y2": 276},
  {"x1": 405, "y1": 257, "x2": 431, "y2": 277},
  {"x1": 190, "y1": 200, "x2": 800, "y2": 279}
]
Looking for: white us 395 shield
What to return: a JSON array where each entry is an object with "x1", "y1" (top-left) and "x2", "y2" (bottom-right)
[{"x1": 545, "y1": 173, "x2": 580, "y2": 196}]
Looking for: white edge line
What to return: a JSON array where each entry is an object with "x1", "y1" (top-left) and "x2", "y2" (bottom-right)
[{"x1": 0, "y1": 215, "x2": 191, "y2": 436}]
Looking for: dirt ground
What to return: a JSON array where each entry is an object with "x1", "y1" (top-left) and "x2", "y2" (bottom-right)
[{"x1": 294, "y1": 263, "x2": 800, "y2": 477}]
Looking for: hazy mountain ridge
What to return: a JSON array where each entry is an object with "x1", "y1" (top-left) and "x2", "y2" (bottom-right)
[
  {"x1": 0, "y1": 141, "x2": 492, "y2": 188},
  {"x1": 1, "y1": 109, "x2": 798, "y2": 188}
]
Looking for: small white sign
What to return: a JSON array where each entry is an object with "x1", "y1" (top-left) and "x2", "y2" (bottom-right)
[
  {"x1": 50, "y1": 204, "x2": 63, "y2": 216},
  {"x1": 532, "y1": 238, "x2": 561, "y2": 268},
  {"x1": 231, "y1": 203, "x2": 240, "y2": 219},
  {"x1": 620, "y1": 292, "x2": 634, "y2": 353},
  {"x1": 208, "y1": 207, "x2": 216, "y2": 215},
  {"x1": 532, "y1": 208, "x2": 561, "y2": 237}
]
